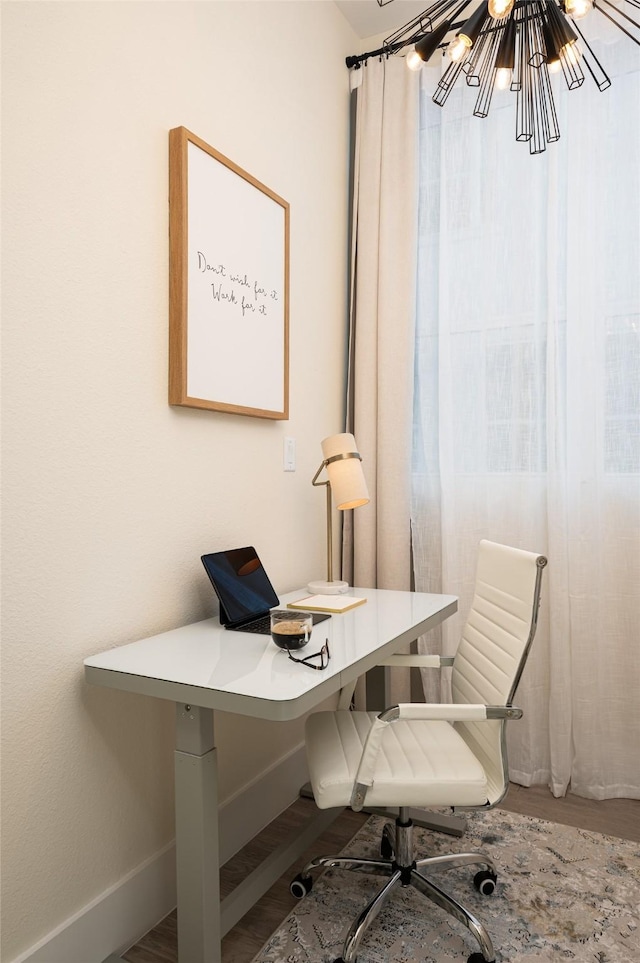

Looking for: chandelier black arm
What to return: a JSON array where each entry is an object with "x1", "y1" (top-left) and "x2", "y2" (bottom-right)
[
  {"x1": 385, "y1": 0, "x2": 469, "y2": 45},
  {"x1": 570, "y1": 17, "x2": 612, "y2": 88},
  {"x1": 594, "y1": 0, "x2": 640, "y2": 44}
]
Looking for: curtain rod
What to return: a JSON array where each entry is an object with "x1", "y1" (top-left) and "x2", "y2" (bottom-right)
[{"x1": 346, "y1": 41, "x2": 405, "y2": 69}]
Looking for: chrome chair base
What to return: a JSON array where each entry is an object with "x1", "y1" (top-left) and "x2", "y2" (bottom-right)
[{"x1": 291, "y1": 809, "x2": 497, "y2": 963}]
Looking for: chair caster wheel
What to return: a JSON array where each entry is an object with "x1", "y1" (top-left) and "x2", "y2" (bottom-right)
[
  {"x1": 290, "y1": 873, "x2": 312, "y2": 899},
  {"x1": 468, "y1": 954, "x2": 493, "y2": 963},
  {"x1": 473, "y1": 869, "x2": 497, "y2": 895}
]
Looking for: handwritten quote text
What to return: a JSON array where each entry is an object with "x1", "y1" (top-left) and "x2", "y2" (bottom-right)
[{"x1": 197, "y1": 251, "x2": 279, "y2": 318}]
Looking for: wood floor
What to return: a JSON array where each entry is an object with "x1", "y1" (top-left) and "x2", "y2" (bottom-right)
[{"x1": 123, "y1": 785, "x2": 640, "y2": 963}]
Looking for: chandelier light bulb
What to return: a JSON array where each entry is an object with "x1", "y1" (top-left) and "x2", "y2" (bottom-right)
[
  {"x1": 448, "y1": 34, "x2": 472, "y2": 62},
  {"x1": 565, "y1": 0, "x2": 593, "y2": 18},
  {"x1": 488, "y1": 0, "x2": 515, "y2": 18},
  {"x1": 406, "y1": 47, "x2": 424, "y2": 71},
  {"x1": 448, "y1": 2, "x2": 489, "y2": 61}
]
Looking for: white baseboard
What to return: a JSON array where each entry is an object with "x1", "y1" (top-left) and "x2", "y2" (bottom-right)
[
  {"x1": 8, "y1": 842, "x2": 178, "y2": 963},
  {"x1": 9, "y1": 743, "x2": 309, "y2": 963}
]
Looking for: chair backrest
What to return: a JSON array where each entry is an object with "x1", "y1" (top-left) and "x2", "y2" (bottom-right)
[{"x1": 451, "y1": 540, "x2": 547, "y2": 806}]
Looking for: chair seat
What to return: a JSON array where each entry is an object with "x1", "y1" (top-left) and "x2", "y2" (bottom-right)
[{"x1": 306, "y1": 710, "x2": 489, "y2": 810}]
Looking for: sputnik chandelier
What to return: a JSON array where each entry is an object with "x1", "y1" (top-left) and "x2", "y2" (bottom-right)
[{"x1": 346, "y1": 0, "x2": 640, "y2": 153}]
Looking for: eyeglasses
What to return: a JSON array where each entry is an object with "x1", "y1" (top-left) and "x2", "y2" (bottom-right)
[{"x1": 285, "y1": 639, "x2": 330, "y2": 671}]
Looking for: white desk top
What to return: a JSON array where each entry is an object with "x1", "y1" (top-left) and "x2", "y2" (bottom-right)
[{"x1": 84, "y1": 588, "x2": 457, "y2": 721}]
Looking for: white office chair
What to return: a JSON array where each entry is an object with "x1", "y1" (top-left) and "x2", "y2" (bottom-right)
[{"x1": 290, "y1": 540, "x2": 547, "y2": 963}]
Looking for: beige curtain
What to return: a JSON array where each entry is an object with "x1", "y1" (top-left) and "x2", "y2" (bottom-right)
[{"x1": 343, "y1": 57, "x2": 420, "y2": 703}]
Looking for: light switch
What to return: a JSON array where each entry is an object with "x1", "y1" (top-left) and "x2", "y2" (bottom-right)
[{"x1": 284, "y1": 437, "x2": 296, "y2": 472}]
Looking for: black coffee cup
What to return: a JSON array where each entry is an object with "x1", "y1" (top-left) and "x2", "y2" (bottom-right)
[{"x1": 270, "y1": 610, "x2": 312, "y2": 650}]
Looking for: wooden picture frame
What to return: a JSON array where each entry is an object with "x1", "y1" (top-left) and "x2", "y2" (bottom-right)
[{"x1": 169, "y1": 127, "x2": 289, "y2": 419}]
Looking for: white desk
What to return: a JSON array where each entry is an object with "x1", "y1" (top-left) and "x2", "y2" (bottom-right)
[{"x1": 85, "y1": 587, "x2": 457, "y2": 963}]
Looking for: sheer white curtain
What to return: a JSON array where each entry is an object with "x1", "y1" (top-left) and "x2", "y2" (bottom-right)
[{"x1": 412, "y1": 40, "x2": 640, "y2": 799}]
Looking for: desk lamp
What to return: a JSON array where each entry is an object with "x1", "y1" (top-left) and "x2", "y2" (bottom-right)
[{"x1": 308, "y1": 433, "x2": 369, "y2": 595}]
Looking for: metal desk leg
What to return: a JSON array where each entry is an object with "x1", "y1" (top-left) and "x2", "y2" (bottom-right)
[{"x1": 175, "y1": 703, "x2": 219, "y2": 963}]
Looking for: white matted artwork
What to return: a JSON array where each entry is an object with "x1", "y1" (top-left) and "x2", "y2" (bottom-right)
[{"x1": 169, "y1": 127, "x2": 289, "y2": 419}]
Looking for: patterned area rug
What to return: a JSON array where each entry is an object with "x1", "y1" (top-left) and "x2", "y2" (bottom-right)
[{"x1": 251, "y1": 810, "x2": 640, "y2": 962}]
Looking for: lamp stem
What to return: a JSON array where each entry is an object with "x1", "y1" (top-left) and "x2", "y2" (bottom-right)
[{"x1": 326, "y1": 481, "x2": 333, "y2": 584}]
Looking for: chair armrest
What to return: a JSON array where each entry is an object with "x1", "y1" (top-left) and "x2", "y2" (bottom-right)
[
  {"x1": 380, "y1": 704, "x2": 523, "y2": 722},
  {"x1": 349, "y1": 702, "x2": 522, "y2": 811},
  {"x1": 376, "y1": 654, "x2": 455, "y2": 668}
]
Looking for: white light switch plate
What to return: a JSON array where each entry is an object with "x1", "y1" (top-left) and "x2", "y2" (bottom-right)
[{"x1": 284, "y1": 437, "x2": 296, "y2": 471}]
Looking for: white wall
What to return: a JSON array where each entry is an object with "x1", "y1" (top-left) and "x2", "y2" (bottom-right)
[{"x1": 1, "y1": 1, "x2": 357, "y2": 959}]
